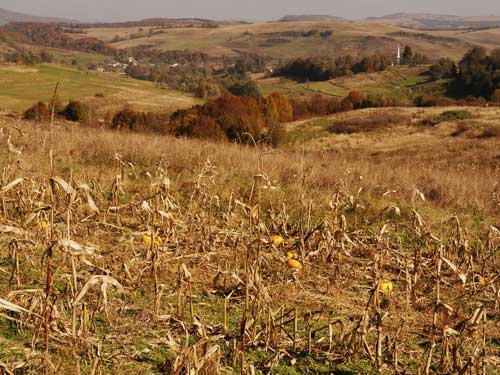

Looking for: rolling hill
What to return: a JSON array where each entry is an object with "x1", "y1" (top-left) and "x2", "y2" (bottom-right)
[
  {"x1": 3, "y1": 15, "x2": 500, "y2": 63},
  {"x1": 0, "y1": 7, "x2": 76, "y2": 26},
  {"x1": 67, "y1": 20, "x2": 500, "y2": 61},
  {"x1": 256, "y1": 65, "x2": 440, "y2": 99},
  {"x1": 366, "y1": 12, "x2": 500, "y2": 30},
  {"x1": 0, "y1": 64, "x2": 199, "y2": 113},
  {"x1": 278, "y1": 15, "x2": 344, "y2": 22}
]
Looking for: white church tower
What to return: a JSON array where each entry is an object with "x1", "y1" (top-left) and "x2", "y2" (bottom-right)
[{"x1": 397, "y1": 43, "x2": 401, "y2": 65}]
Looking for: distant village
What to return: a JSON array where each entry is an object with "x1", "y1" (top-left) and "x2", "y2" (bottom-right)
[{"x1": 96, "y1": 56, "x2": 274, "y2": 75}]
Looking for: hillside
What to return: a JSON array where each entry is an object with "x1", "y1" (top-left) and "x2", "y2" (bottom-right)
[
  {"x1": 278, "y1": 15, "x2": 344, "y2": 22},
  {"x1": 74, "y1": 20, "x2": 495, "y2": 61},
  {"x1": 0, "y1": 63, "x2": 199, "y2": 113},
  {"x1": 3, "y1": 18, "x2": 500, "y2": 63},
  {"x1": 257, "y1": 65, "x2": 439, "y2": 99},
  {"x1": 0, "y1": 6, "x2": 499, "y2": 374},
  {"x1": 0, "y1": 105, "x2": 498, "y2": 373},
  {"x1": 366, "y1": 12, "x2": 500, "y2": 30},
  {"x1": 0, "y1": 7, "x2": 76, "y2": 26}
]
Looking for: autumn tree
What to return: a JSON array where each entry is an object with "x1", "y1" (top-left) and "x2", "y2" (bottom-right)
[
  {"x1": 345, "y1": 90, "x2": 365, "y2": 109},
  {"x1": 310, "y1": 94, "x2": 328, "y2": 115}
]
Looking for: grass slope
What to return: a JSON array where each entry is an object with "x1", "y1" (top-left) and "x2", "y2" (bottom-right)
[
  {"x1": 257, "y1": 66, "x2": 439, "y2": 99},
  {"x1": 74, "y1": 20, "x2": 498, "y2": 60},
  {"x1": 0, "y1": 63, "x2": 199, "y2": 113}
]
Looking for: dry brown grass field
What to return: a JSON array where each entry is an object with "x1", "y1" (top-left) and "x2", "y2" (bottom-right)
[
  {"x1": 70, "y1": 20, "x2": 500, "y2": 60},
  {"x1": 0, "y1": 103, "x2": 499, "y2": 374}
]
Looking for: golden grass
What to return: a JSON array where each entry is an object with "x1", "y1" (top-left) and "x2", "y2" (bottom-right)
[
  {"x1": 3, "y1": 108, "x2": 499, "y2": 219},
  {"x1": 72, "y1": 20, "x2": 497, "y2": 60}
]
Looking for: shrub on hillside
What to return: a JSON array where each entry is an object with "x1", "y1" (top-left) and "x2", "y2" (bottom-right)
[
  {"x1": 63, "y1": 100, "x2": 91, "y2": 122},
  {"x1": 228, "y1": 80, "x2": 261, "y2": 97},
  {"x1": 491, "y1": 89, "x2": 500, "y2": 103},
  {"x1": 275, "y1": 54, "x2": 393, "y2": 82},
  {"x1": 328, "y1": 112, "x2": 411, "y2": 134},
  {"x1": 23, "y1": 101, "x2": 50, "y2": 122},
  {"x1": 289, "y1": 98, "x2": 310, "y2": 120},
  {"x1": 363, "y1": 94, "x2": 408, "y2": 108},
  {"x1": 345, "y1": 90, "x2": 365, "y2": 109},
  {"x1": 309, "y1": 94, "x2": 328, "y2": 115},
  {"x1": 478, "y1": 127, "x2": 499, "y2": 138},
  {"x1": 420, "y1": 110, "x2": 474, "y2": 127},
  {"x1": 111, "y1": 105, "x2": 170, "y2": 134},
  {"x1": 267, "y1": 92, "x2": 293, "y2": 123},
  {"x1": 414, "y1": 95, "x2": 455, "y2": 107},
  {"x1": 172, "y1": 114, "x2": 227, "y2": 141},
  {"x1": 428, "y1": 58, "x2": 457, "y2": 81},
  {"x1": 169, "y1": 93, "x2": 293, "y2": 145},
  {"x1": 49, "y1": 96, "x2": 65, "y2": 115}
]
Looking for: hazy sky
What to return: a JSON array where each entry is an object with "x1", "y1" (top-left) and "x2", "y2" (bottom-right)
[{"x1": 2, "y1": 0, "x2": 500, "y2": 22}]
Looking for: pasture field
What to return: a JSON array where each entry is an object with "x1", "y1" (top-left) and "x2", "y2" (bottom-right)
[
  {"x1": 72, "y1": 20, "x2": 500, "y2": 60},
  {"x1": 0, "y1": 105, "x2": 498, "y2": 374},
  {"x1": 257, "y1": 66, "x2": 435, "y2": 99},
  {"x1": 46, "y1": 49, "x2": 111, "y2": 67},
  {"x1": 0, "y1": 63, "x2": 199, "y2": 114}
]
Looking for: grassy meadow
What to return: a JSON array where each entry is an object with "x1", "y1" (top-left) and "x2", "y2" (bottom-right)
[
  {"x1": 257, "y1": 66, "x2": 437, "y2": 99},
  {"x1": 0, "y1": 63, "x2": 199, "y2": 114}
]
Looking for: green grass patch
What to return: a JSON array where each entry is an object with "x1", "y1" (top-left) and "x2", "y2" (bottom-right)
[
  {"x1": 0, "y1": 63, "x2": 188, "y2": 112},
  {"x1": 421, "y1": 110, "x2": 474, "y2": 127}
]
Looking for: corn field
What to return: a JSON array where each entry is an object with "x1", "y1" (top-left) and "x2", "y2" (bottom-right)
[{"x1": 0, "y1": 119, "x2": 499, "y2": 375}]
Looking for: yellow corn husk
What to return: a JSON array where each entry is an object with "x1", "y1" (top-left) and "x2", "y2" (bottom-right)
[
  {"x1": 287, "y1": 259, "x2": 303, "y2": 270},
  {"x1": 271, "y1": 235, "x2": 284, "y2": 247},
  {"x1": 476, "y1": 275, "x2": 486, "y2": 286},
  {"x1": 37, "y1": 220, "x2": 48, "y2": 230},
  {"x1": 143, "y1": 235, "x2": 162, "y2": 247},
  {"x1": 379, "y1": 281, "x2": 393, "y2": 294}
]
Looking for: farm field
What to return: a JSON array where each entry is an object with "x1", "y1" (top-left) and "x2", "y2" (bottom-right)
[
  {"x1": 0, "y1": 104, "x2": 498, "y2": 373},
  {"x1": 0, "y1": 63, "x2": 199, "y2": 114},
  {"x1": 70, "y1": 20, "x2": 500, "y2": 60},
  {"x1": 257, "y1": 66, "x2": 436, "y2": 99},
  {"x1": 0, "y1": 13, "x2": 500, "y2": 374}
]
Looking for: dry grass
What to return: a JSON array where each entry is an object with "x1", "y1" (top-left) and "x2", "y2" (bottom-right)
[
  {"x1": 328, "y1": 112, "x2": 412, "y2": 134},
  {"x1": 73, "y1": 20, "x2": 498, "y2": 60},
  {"x1": 0, "y1": 115, "x2": 499, "y2": 374}
]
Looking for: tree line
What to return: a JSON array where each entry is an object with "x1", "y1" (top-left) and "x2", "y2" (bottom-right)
[
  {"x1": 126, "y1": 57, "x2": 267, "y2": 98},
  {"x1": 274, "y1": 46, "x2": 429, "y2": 82},
  {"x1": 115, "y1": 92, "x2": 292, "y2": 145},
  {"x1": 22, "y1": 92, "x2": 293, "y2": 146},
  {"x1": 23, "y1": 85, "x2": 494, "y2": 147},
  {"x1": 273, "y1": 55, "x2": 392, "y2": 82},
  {"x1": 428, "y1": 47, "x2": 500, "y2": 100}
]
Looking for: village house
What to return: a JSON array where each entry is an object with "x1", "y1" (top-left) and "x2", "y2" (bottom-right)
[{"x1": 210, "y1": 63, "x2": 224, "y2": 72}]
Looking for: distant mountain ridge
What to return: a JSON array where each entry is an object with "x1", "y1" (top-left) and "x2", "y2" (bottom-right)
[
  {"x1": 278, "y1": 15, "x2": 343, "y2": 22},
  {"x1": 367, "y1": 13, "x2": 460, "y2": 20},
  {"x1": 366, "y1": 12, "x2": 500, "y2": 30},
  {"x1": 0, "y1": 8, "x2": 77, "y2": 26}
]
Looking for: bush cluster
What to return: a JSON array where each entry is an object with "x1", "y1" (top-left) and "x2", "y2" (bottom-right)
[
  {"x1": 170, "y1": 92, "x2": 292, "y2": 145},
  {"x1": 289, "y1": 91, "x2": 410, "y2": 120},
  {"x1": 23, "y1": 99, "x2": 94, "y2": 123},
  {"x1": 274, "y1": 54, "x2": 393, "y2": 82}
]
